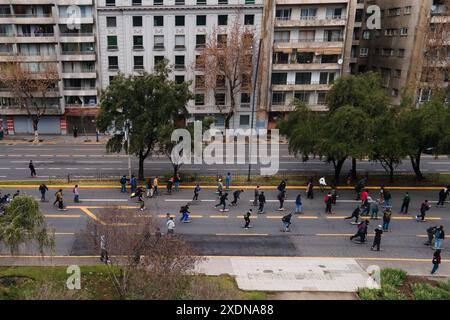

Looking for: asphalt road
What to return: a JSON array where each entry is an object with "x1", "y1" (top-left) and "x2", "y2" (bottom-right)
[
  {"x1": 0, "y1": 186, "x2": 448, "y2": 259},
  {"x1": 0, "y1": 144, "x2": 449, "y2": 180}
]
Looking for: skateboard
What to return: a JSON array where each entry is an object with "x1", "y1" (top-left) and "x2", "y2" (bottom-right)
[{"x1": 219, "y1": 209, "x2": 230, "y2": 212}]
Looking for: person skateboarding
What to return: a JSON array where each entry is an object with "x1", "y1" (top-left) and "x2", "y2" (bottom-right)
[{"x1": 243, "y1": 209, "x2": 252, "y2": 229}]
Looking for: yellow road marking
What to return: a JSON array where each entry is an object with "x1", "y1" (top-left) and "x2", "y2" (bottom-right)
[
  {"x1": 67, "y1": 205, "x2": 139, "y2": 209},
  {"x1": 44, "y1": 214, "x2": 81, "y2": 218},
  {"x1": 79, "y1": 207, "x2": 104, "y2": 225}
]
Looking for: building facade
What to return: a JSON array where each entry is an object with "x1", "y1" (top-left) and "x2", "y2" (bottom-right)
[
  {"x1": 0, "y1": 0, "x2": 99, "y2": 135},
  {"x1": 96, "y1": 0, "x2": 264, "y2": 130}
]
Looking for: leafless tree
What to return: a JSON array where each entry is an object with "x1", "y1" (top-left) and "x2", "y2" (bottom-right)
[
  {"x1": 83, "y1": 208, "x2": 201, "y2": 299},
  {"x1": 0, "y1": 60, "x2": 60, "y2": 142},
  {"x1": 197, "y1": 13, "x2": 255, "y2": 129}
]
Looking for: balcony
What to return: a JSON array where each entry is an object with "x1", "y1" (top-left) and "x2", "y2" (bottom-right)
[
  {"x1": 275, "y1": 16, "x2": 347, "y2": 28},
  {"x1": 59, "y1": 16, "x2": 94, "y2": 25},
  {"x1": 0, "y1": 104, "x2": 62, "y2": 115},
  {"x1": 60, "y1": 51, "x2": 96, "y2": 61},
  {"x1": 274, "y1": 38, "x2": 344, "y2": 52},
  {"x1": 273, "y1": 62, "x2": 340, "y2": 71},
  {"x1": 270, "y1": 103, "x2": 328, "y2": 112},
  {"x1": 0, "y1": 14, "x2": 54, "y2": 24},
  {"x1": 186, "y1": 105, "x2": 230, "y2": 114},
  {"x1": 62, "y1": 70, "x2": 96, "y2": 79},
  {"x1": 60, "y1": 33, "x2": 95, "y2": 43},
  {"x1": 14, "y1": 33, "x2": 56, "y2": 43},
  {"x1": 63, "y1": 87, "x2": 97, "y2": 96},
  {"x1": 272, "y1": 81, "x2": 332, "y2": 92}
]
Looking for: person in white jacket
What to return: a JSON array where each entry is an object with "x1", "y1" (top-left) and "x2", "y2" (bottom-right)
[{"x1": 167, "y1": 217, "x2": 175, "y2": 234}]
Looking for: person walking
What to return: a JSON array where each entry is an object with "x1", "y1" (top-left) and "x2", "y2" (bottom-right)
[
  {"x1": 417, "y1": 200, "x2": 431, "y2": 221},
  {"x1": 243, "y1": 209, "x2": 252, "y2": 229},
  {"x1": 167, "y1": 217, "x2": 175, "y2": 234},
  {"x1": 38, "y1": 184, "x2": 48, "y2": 202},
  {"x1": 437, "y1": 186, "x2": 449, "y2": 207},
  {"x1": 371, "y1": 225, "x2": 383, "y2": 251},
  {"x1": 55, "y1": 189, "x2": 64, "y2": 210},
  {"x1": 400, "y1": 192, "x2": 411, "y2": 214},
  {"x1": 215, "y1": 193, "x2": 228, "y2": 212},
  {"x1": 225, "y1": 172, "x2": 231, "y2": 191},
  {"x1": 383, "y1": 188, "x2": 392, "y2": 208},
  {"x1": 152, "y1": 176, "x2": 159, "y2": 196},
  {"x1": 370, "y1": 199, "x2": 379, "y2": 219},
  {"x1": 174, "y1": 173, "x2": 181, "y2": 192},
  {"x1": 425, "y1": 226, "x2": 437, "y2": 246},
  {"x1": 217, "y1": 179, "x2": 224, "y2": 197},
  {"x1": 319, "y1": 177, "x2": 327, "y2": 192},
  {"x1": 73, "y1": 184, "x2": 80, "y2": 203},
  {"x1": 379, "y1": 186, "x2": 385, "y2": 204},
  {"x1": 167, "y1": 177, "x2": 174, "y2": 194},
  {"x1": 100, "y1": 235, "x2": 109, "y2": 264},
  {"x1": 120, "y1": 175, "x2": 127, "y2": 193},
  {"x1": 145, "y1": 179, "x2": 153, "y2": 198},
  {"x1": 253, "y1": 186, "x2": 260, "y2": 206},
  {"x1": 281, "y1": 213, "x2": 292, "y2": 232},
  {"x1": 231, "y1": 189, "x2": 244, "y2": 206},
  {"x1": 29, "y1": 160, "x2": 36, "y2": 177},
  {"x1": 180, "y1": 204, "x2": 190, "y2": 223},
  {"x1": 360, "y1": 189, "x2": 369, "y2": 204},
  {"x1": 130, "y1": 175, "x2": 137, "y2": 194},
  {"x1": 193, "y1": 184, "x2": 201, "y2": 201},
  {"x1": 278, "y1": 180, "x2": 287, "y2": 193},
  {"x1": 277, "y1": 189, "x2": 286, "y2": 211},
  {"x1": 295, "y1": 193, "x2": 302, "y2": 214},
  {"x1": 431, "y1": 249, "x2": 442, "y2": 275},
  {"x1": 306, "y1": 179, "x2": 314, "y2": 199},
  {"x1": 324, "y1": 192, "x2": 333, "y2": 214},
  {"x1": 331, "y1": 184, "x2": 338, "y2": 205},
  {"x1": 137, "y1": 189, "x2": 146, "y2": 211},
  {"x1": 361, "y1": 194, "x2": 371, "y2": 216},
  {"x1": 355, "y1": 178, "x2": 366, "y2": 200},
  {"x1": 258, "y1": 192, "x2": 266, "y2": 214},
  {"x1": 345, "y1": 205, "x2": 361, "y2": 223},
  {"x1": 433, "y1": 226, "x2": 445, "y2": 250},
  {"x1": 382, "y1": 208, "x2": 392, "y2": 232}
]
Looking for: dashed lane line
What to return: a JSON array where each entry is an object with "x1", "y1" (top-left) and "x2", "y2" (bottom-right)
[{"x1": 44, "y1": 214, "x2": 81, "y2": 218}]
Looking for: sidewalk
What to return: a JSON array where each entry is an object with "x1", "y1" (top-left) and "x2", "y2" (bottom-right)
[{"x1": 0, "y1": 134, "x2": 108, "y2": 145}]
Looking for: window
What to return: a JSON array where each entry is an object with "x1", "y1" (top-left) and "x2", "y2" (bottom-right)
[
  {"x1": 300, "y1": 8, "x2": 317, "y2": 20},
  {"x1": 154, "y1": 0, "x2": 163, "y2": 4},
  {"x1": 218, "y1": 0, "x2": 228, "y2": 4},
  {"x1": 276, "y1": 9, "x2": 291, "y2": 20},
  {"x1": 404, "y1": 6, "x2": 412, "y2": 15},
  {"x1": 272, "y1": 92, "x2": 285, "y2": 105},
  {"x1": 196, "y1": 15, "x2": 206, "y2": 26},
  {"x1": 106, "y1": 17, "x2": 116, "y2": 27},
  {"x1": 218, "y1": 15, "x2": 228, "y2": 26},
  {"x1": 107, "y1": 36, "x2": 118, "y2": 50},
  {"x1": 294, "y1": 91, "x2": 310, "y2": 103},
  {"x1": 297, "y1": 52, "x2": 314, "y2": 64},
  {"x1": 106, "y1": 0, "x2": 115, "y2": 6},
  {"x1": 175, "y1": 35, "x2": 185, "y2": 49},
  {"x1": 274, "y1": 31, "x2": 290, "y2": 43},
  {"x1": 271, "y1": 73, "x2": 287, "y2": 85},
  {"x1": 321, "y1": 54, "x2": 339, "y2": 63},
  {"x1": 324, "y1": 30, "x2": 342, "y2": 41},
  {"x1": 400, "y1": 28, "x2": 408, "y2": 36},
  {"x1": 108, "y1": 56, "x2": 118, "y2": 70},
  {"x1": 319, "y1": 72, "x2": 335, "y2": 84},
  {"x1": 154, "y1": 16, "x2": 164, "y2": 26},
  {"x1": 175, "y1": 16, "x2": 185, "y2": 27},
  {"x1": 216, "y1": 75, "x2": 226, "y2": 87},
  {"x1": 195, "y1": 75, "x2": 205, "y2": 88},
  {"x1": 295, "y1": 72, "x2": 312, "y2": 84},
  {"x1": 132, "y1": 0, "x2": 142, "y2": 5},
  {"x1": 154, "y1": 55, "x2": 164, "y2": 66},
  {"x1": 326, "y1": 7, "x2": 342, "y2": 19},
  {"x1": 239, "y1": 115, "x2": 250, "y2": 126},
  {"x1": 174, "y1": 55, "x2": 185, "y2": 69},
  {"x1": 175, "y1": 75, "x2": 185, "y2": 84},
  {"x1": 196, "y1": 34, "x2": 206, "y2": 49},
  {"x1": 398, "y1": 49, "x2": 405, "y2": 57},
  {"x1": 317, "y1": 92, "x2": 327, "y2": 104},
  {"x1": 273, "y1": 52, "x2": 289, "y2": 64},
  {"x1": 175, "y1": 0, "x2": 185, "y2": 4},
  {"x1": 133, "y1": 35, "x2": 143, "y2": 49},
  {"x1": 217, "y1": 34, "x2": 227, "y2": 47},
  {"x1": 362, "y1": 30, "x2": 370, "y2": 40},
  {"x1": 154, "y1": 35, "x2": 164, "y2": 49},
  {"x1": 393, "y1": 69, "x2": 402, "y2": 78},
  {"x1": 197, "y1": 0, "x2": 206, "y2": 4},
  {"x1": 244, "y1": 15, "x2": 254, "y2": 25},
  {"x1": 215, "y1": 93, "x2": 226, "y2": 105},
  {"x1": 360, "y1": 47, "x2": 369, "y2": 57},
  {"x1": 195, "y1": 94, "x2": 205, "y2": 105},
  {"x1": 241, "y1": 93, "x2": 251, "y2": 105},
  {"x1": 133, "y1": 16, "x2": 142, "y2": 27},
  {"x1": 299, "y1": 30, "x2": 315, "y2": 42},
  {"x1": 133, "y1": 56, "x2": 144, "y2": 70}
]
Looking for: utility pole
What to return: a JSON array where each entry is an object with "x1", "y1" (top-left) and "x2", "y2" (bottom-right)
[
  {"x1": 247, "y1": 39, "x2": 262, "y2": 182},
  {"x1": 124, "y1": 120, "x2": 132, "y2": 178}
]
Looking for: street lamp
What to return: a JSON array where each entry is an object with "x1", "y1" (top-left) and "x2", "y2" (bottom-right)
[
  {"x1": 247, "y1": 38, "x2": 262, "y2": 182},
  {"x1": 124, "y1": 120, "x2": 132, "y2": 179}
]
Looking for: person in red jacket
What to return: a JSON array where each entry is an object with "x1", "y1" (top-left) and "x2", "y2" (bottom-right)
[{"x1": 360, "y1": 189, "x2": 369, "y2": 203}]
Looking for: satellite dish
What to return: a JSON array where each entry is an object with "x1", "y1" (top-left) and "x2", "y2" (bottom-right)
[{"x1": 338, "y1": 59, "x2": 343, "y2": 65}]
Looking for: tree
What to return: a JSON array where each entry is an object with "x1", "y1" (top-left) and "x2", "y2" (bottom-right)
[
  {"x1": 400, "y1": 93, "x2": 450, "y2": 180},
  {"x1": 0, "y1": 195, "x2": 54, "y2": 255},
  {"x1": 370, "y1": 111, "x2": 408, "y2": 182},
  {"x1": 197, "y1": 14, "x2": 255, "y2": 129},
  {"x1": 96, "y1": 61, "x2": 192, "y2": 180},
  {"x1": 326, "y1": 72, "x2": 390, "y2": 177},
  {"x1": 0, "y1": 61, "x2": 59, "y2": 143},
  {"x1": 83, "y1": 208, "x2": 201, "y2": 299}
]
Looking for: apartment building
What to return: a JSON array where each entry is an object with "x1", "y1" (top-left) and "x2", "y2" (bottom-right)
[
  {"x1": 0, "y1": 0, "x2": 99, "y2": 135},
  {"x1": 258, "y1": 0, "x2": 357, "y2": 129},
  {"x1": 353, "y1": 0, "x2": 449, "y2": 105},
  {"x1": 96, "y1": 0, "x2": 263, "y2": 129}
]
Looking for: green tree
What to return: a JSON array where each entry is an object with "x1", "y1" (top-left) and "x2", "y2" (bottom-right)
[
  {"x1": 96, "y1": 61, "x2": 192, "y2": 180},
  {"x1": 0, "y1": 195, "x2": 54, "y2": 255},
  {"x1": 370, "y1": 111, "x2": 408, "y2": 182},
  {"x1": 400, "y1": 93, "x2": 450, "y2": 180}
]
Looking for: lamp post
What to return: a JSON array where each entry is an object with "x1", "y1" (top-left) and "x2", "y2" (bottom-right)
[
  {"x1": 124, "y1": 120, "x2": 132, "y2": 179},
  {"x1": 247, "y1": 39, "x2": 262, "y2": 182}
]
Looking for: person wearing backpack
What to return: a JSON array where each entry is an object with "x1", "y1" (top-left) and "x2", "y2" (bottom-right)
[
  {"x1": 73, "y1": 185, "x2": 80, "y2": 203},
  {"x1": 120, "y1": 175, "x2": 127, "y2": 193},
  {"x1": 39, "y1": 184, "x2": 48, "y2": 202},
  {"x1": 425, "y1": 226, "x2": 437, "y2": 246},
  {"x1": 371, "y1": 225, "x2": 383, "y2": 251},
  {"x1": 231, "y1": 189, "x2": 244, "y2": 206},
  {"x1": 434, "y1": 226, "x2": 445, "y2": 250},
  {"x1": 431, "y1": 249, "x2": 442, "y2": 275},
  {"x1": 281, "y1": 213, "x2": 292, "y2": 232},
  {"x1": 180, "y1": 204, "x2": 190, "y2": 223},
  {"x1": 382, "y1": 208, "x2": 392, "y2": 232},
  {"x1": 417, "y1": 200, "x2": 431, "y2": 221}
]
